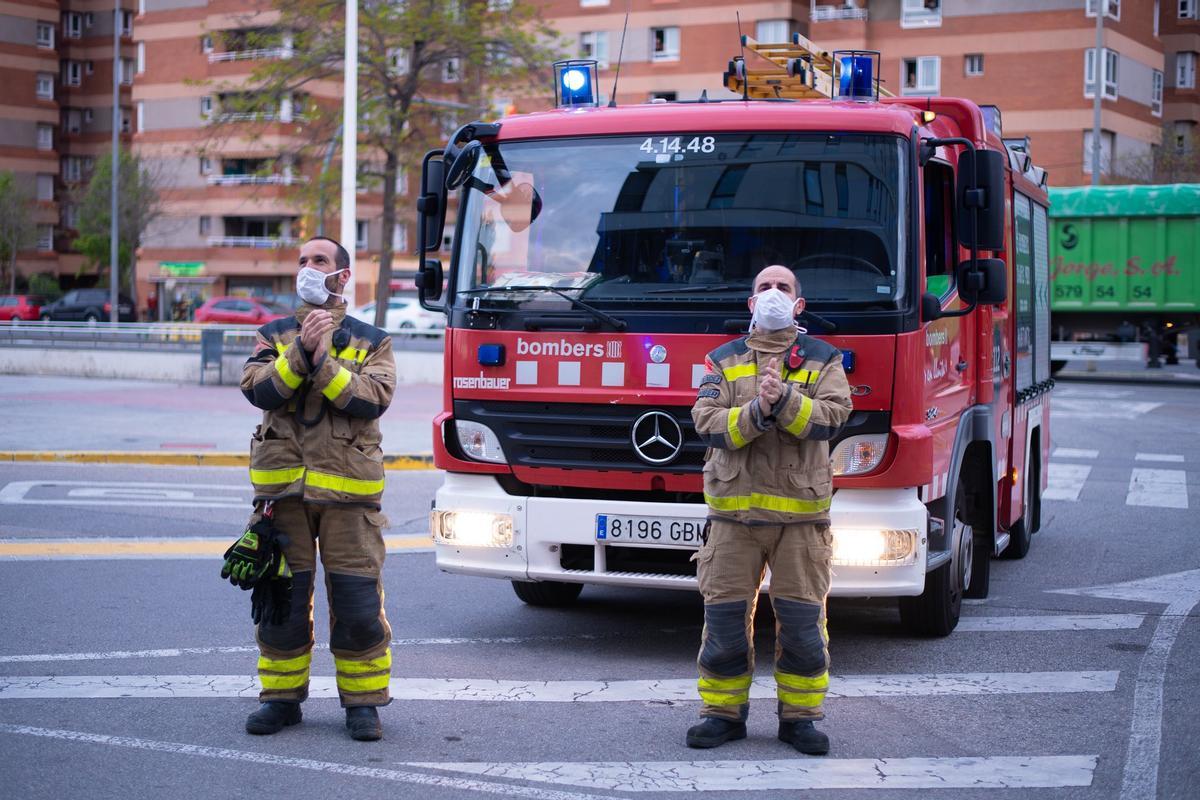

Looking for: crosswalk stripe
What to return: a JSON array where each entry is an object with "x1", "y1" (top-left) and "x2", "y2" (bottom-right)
[
  {"x1": 0, "y1": 671, "x2": 1119, "y2": 701},
  {"x1": 1053, "y1": 448, "x2": 1099, "y2": 459},
  {"x1": 1134, "y1": 453, "x2": 1185, "y2": 463},
  {"x1": 1044, "y1": 463, "x2": 1092, "y2": 501},
  {"x1": 1126, "y1": 468, "x2": 1189, "y2": 510},
  {"x1": 412, "y1": 756, "x2": 1099, "y2": 791},
  {"x1": 957, "y1": 614, "x2": 1143, "y2": 632}
]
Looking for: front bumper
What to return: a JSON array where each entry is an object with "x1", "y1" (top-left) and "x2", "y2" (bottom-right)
[{"x1": 432, "y1": 473, "x2": 928, "y2": 597}]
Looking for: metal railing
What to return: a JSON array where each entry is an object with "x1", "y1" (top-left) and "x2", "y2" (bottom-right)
[
  {"x1": 208, "y1": 47, "x2": 291, "y2": 63},
  {"x1": 206, "y1": 174, "x2": 307, "y2": 186},
  {"x1": 812, "y1": 5, "x2": 868, "y2": 21},
  {"x1": 206, "y1": 236, "x2": 299, "y2": 248}
]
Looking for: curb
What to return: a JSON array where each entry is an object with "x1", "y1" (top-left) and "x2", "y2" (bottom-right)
[
  {"x1": 0, "y1": 451, "x2": 436, "y2": 470},
  {"x1": 1056, "y1": 371, "x2": 1200, "y2": 387}
]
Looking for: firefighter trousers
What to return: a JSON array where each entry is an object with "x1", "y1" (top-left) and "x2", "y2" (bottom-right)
[
  {"x1": 695, "y1": 519, "x2": 833, "y2": 722},
  {"x1": 253, "y1": 497, "x2": 392, "y2": 708}
]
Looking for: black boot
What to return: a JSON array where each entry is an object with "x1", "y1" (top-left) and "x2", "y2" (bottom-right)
[
  {"x1": 245, "y1": 701, "x2": 302, "y2": 735},
  {"x1": 346, "y1": 706, "x2": 383, "y2": 741},
  {"x1": 778, "y1": 720, "x2": 830, "y2": 755},
  {"x1": 685, "y1": 717, "x2": 747, "y2": 749}
]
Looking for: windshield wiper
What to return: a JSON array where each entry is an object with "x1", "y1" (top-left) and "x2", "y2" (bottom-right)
[
  {"x1": 645, "y1": 284, "x2": 747, "y2": 294},
  {"x1": 457, "y1": 286, "x2": 627, "y2": 331}
]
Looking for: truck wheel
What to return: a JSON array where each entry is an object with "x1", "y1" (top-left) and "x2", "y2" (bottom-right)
[
  {"x1": 899, "y1": 481, "x2": 969, "y2": 635},
  {"x1": 511, "y1": 580, "x2": 583, "y2": 607},
  {"x1": 1002, "y1": 452, "x2": 1037, "y2": 559}
]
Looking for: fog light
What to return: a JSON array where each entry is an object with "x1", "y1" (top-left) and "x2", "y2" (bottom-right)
[
  {"x1": 455, "y1": 420, "x2": 507, "y2": 464},
  {"x1": 431, "y1": 509, "x2": 513, "y2": 548},
  {"x1": 831, "y1": 528, "x2": 917, "y2": 566},
  {"x1": 830, "y1": 434, "x2": 888, "y2": 476}
]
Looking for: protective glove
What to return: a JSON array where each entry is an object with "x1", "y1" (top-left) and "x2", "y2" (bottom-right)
[
  {"x1": 221, "y1": 516, "x2": 287, "y2": 589},
  {"x1": 250, "y1": 549, "x2": 293, "y2": 626}
]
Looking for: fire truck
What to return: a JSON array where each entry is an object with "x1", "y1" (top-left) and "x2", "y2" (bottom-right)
[{"x1": 415, "y1": 35, "x2": 1053, "y2": 636}]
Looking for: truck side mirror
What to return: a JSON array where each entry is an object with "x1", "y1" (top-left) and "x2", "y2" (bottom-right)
[
  {"x1": 956, "y1": 258, "x2": 1007, "y2": 305},
  {"x1": 957, "y1": 149, "x2": 1006, "y2": 251},
  {"x1": 416, "y1": 259, "x2": 444, "y2": 303},
  {"x1": 418, "y1": 152, "x2": 447, "y2": 254},
  {"x1": 921, "y1": 292, "x2": 942, "y2": 322}
]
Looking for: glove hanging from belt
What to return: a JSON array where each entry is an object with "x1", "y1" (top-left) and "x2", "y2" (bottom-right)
[
  {"x1": 250, "y1": 548, "x2": 293, "y2": 626},
  {"x1": 221, "y1": 503, "x2": 289, "y2": 589}
]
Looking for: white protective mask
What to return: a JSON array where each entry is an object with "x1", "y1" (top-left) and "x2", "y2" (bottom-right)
[
  {"x1": 296, "y1": 267, "x2": 346, "y2": 306},
  {"x1": 750, "y1": 287, "x2": 798, "y2": 331}
]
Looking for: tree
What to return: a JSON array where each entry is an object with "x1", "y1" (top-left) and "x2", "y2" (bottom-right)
[
  {"x1": 0, "y1": 171, "x2": 37, "y2": 294},
  {"x1": 73, "y1": 149, "x2": 162, "y2": 305},
  {"x1": 225, "y1": 0, "x2": 562, "y2": 327},
  {"x1": 1113, "y1": 123, "x2": 1200, "y2": 184}
]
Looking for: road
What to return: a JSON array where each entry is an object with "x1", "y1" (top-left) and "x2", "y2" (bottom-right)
[{"x1": 0, "y1": 381, "x2": 1197, "y2": 799}]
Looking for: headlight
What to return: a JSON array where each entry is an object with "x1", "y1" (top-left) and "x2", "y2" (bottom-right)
[
  {"x1": 831, "y1": 528, "x2": 918, "y2": 566},
  {"x1": 431, "y1": 510, "x2": 513, "y2": 547},
  {"x1": 455, "y1": 420, "x2": 507, "y2": 463},
  {"x1": 830, "y1": 433, "x2": 889, "y2": 476}
]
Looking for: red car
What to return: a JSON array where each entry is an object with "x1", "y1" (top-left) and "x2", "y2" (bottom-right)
[
  {"x1": 194, "y1": 296, "x2": 291, "y2": 325},
  {"x1": 0, "y1": 295, "x2": 45, "y2": 322}
]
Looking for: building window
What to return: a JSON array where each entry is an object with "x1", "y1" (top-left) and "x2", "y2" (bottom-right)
[
  {"x1": 200, "y1": 96, "x2": 213, "y2": 117},
  {"x1": 1083, "y1": 129, "x2": 1114, "y2": 175},
  {"x1": 120, "y1": 10, "x2": 133, "y2": 36},
  {"x1": 84, "y1": 12, "x2": 94, "y2": 27},
  {"x1": 443, "y1": 57, "x2": 460, "y2": 83},
  {"x1": 1177, "y1": 52, "x2": 1197, "y2": 88},
  {"x1": 649, "y1": 91, "x2": 677, "y2": 102},
  {"x1": 63, "y1": 109, "x2": 80, "y2": 133},
  {"x1": 1086, "y1": 0, "x2": 1120, "y2": 19},
  {"x1": 83, "y1": 108, "x2": 93, "y2": 123},
  {"x1": 201, "y1": 35, "x2": 213, "y2": 53},
  {"x1": 901, "y1": 56, "x2": 940, "y2": 95},
  {"x1": 1175, "y1": 120, "x2": 1196, "y2": 152},
  {"x1": 901, "y1": 0, "x2": 941, "y2": 28},
  {"x1": 355, "y1": 220, "x2": 368, "y2": 250},
  {"x1": 63, "y1": 12, "x2": 82, "y2": 39},
  {"x1": 121, "y1": 59, "x2": 135, "y2": 85},
  {"x1": 136, "y1": 101, "x2": 144, "y2": 132},
  {"x1": 37, "y1": 73, "x2": 54, "y2": 99},
  {"x1": 85, "y1": 60, "x2": 94, "y2": 75},
  {"x1": 1152, "y1": 69, "x2": 1164, "y2": 116},
  {"x1": 37, "y1": 124, "x2": 53, "y2": 150},
  {"x1": 965, "y1": 54, "x2": 984, "y2": 76},
  {"x1": 63, "y1": 61, "x2": 82, "y2": 87},
  {"x1": 1180, "y1": 0, "x2": 1197, "y2": 19},
  {"x1": 755, "y1": 19, "x2": 791, "y2": 43},
  {"x1": 579, "y1": 31, "x2": 609, "y2": 68},
  {"x1": 392, "y1": 222, "x2": 407, "y2": 252},
  {"x1": 63, "y1": 157, "x2": 82, "y2": 182},
  {"x1": 199, "y1": 216, "x2": 211, "y2": 236},
  {"x1": 580, "y1": 0, "x2": 610, "y2": 6},
  {"x1": 37, "y1": 174, "x2": 54, "y2": 202},
  {"x1": 62, "y1": 204, "x2": 78, "y2": 230},
  {"x1": 652, "y1": 27, "x2": 680, "y2": 62},
  {"x1": 37, "y1": 225, "x2": 54, "y2": 251},
  {"x1": 36, "y1": 21, "x2": 54, "y2": 48},
  {"x1": 397, "y1": 166, "x2": 408, "y2": 196},
  {"x1": 137, "y1": 42, "x2": 145, "y2": 74},
  {"x1": 387, "y1": 47, "x2": 409, "y2": 75},
  {"x1": 121, "y1": 107, "x2": 131, "y2": 133},
  {"x1": 1085, "y1": 48, "x2": 1119, "y2": 99},
  {"x1": 1155, "y1": 0, "x2": 1161, "y2": 35}
]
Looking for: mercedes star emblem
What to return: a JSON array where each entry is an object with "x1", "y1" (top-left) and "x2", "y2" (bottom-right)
[
  {"x1": 649, "y1": 344, "x2": 668, "y2": 364},
  {"x1": 631, "y1": 410, "x2": 684, "y2": 465}
]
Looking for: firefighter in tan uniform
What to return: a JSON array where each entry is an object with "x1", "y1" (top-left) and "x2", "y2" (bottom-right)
[
  {"x1": 238, "y1": 237, "x2": 396, "y2": 741},
  {"x1": 686, "y1": 266, "x2": 853, "y2": 755}
]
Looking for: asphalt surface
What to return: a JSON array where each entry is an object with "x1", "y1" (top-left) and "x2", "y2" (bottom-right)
[{"x1": 0, "y1": 381, "x2": 1198, "y2": 799}]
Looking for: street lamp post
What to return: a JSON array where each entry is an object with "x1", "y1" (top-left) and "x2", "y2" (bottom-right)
[
  {"x1": 110, "y1": 0, "x2": 121, "y2": 322},
  {"x1": 339, "y1": 0, "x2": 357, "y2": 309},
  {"x1": 1090, "y1": 1, "x2": 1105, "y2": 186}
]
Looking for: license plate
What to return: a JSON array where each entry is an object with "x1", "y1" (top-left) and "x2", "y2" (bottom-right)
[{"x1": 596, "y1": 514, "x2": 704, "y2": 548}]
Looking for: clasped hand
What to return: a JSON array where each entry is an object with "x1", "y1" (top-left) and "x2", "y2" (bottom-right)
[
  {"x1": 758, "y1": 357, "x2": 783, "y2": 415},
  {"x1": 300, "y1": 309, "x2": 334, "y2": 361}
]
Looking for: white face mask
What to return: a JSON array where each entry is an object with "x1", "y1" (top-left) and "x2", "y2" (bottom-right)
[
  {"x1": 750, "y1": 287, "x2": 798, "y2": 331},
  {"x1": 296, "y1": 267, "x2": 346, "y2": 306}
]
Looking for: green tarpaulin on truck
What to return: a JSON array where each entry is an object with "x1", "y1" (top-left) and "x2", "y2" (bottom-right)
[{"x1": 1048, "y1": 184, "x2": 1200, "y2": 217}]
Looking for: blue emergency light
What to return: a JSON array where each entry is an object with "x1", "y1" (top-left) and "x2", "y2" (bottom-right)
[
  {"x1": 832, "y1": 50, "x2": 880, "y2": 101},
  {"x1": 478, "y1": 344, "x2": 506, "y2": 366},
  {"x1": 553, "y1": 60, "x2": 599, "y2": 108}
]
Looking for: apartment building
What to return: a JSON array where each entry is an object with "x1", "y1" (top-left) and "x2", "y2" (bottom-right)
[
  {"x1": 551, "y1": 0, "x2": 1196, "y2": 186},
  {"x1": 1, "y1": 0, "x2": 135, "y2": 289}
]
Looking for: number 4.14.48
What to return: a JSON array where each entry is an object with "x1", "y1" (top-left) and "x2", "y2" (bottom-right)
[{"x1": 640, "y1": 136, "x2": 716, "y2": 154}]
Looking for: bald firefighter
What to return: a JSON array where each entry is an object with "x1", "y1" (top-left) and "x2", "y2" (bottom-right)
[
  {"x1": 235, "y1": 236, "x2": 396, "y2": 741},
  {"x1": 686, "y1": 265, "x2": 853, "y2": 755}
]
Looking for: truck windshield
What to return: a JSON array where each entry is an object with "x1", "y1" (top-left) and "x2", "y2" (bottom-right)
[{"x1": 453, "y1": 133, "x2": 907, "y2": 308}]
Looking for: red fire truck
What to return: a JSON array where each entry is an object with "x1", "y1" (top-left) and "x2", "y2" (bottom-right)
[{"x1": 416, "y1": 40, "x2": 1053, "y2": 635}]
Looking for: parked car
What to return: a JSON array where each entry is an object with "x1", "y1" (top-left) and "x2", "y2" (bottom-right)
[
  {"x1": 262, "y1": 292, "x2": 301, "y2": 311},
  {"x1": 349, "y1": 297, "x2": 446, "y2": 336},
  {"x1": 0, "y1": 295, "x2": 46, "y2": 323},
  {"x1": 40, "y1": 288, "x2": 135, "y2": 322},
  {"x1": 194, "y1": 296, "x2": 292, "y2": 325}
]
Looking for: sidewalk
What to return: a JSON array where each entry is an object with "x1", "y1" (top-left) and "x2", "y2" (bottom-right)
[
  {"x1": 0, "y1": 375, "x2": 441, "y2": 457},
  {"x1": 1056, "y1": 357, "x2": 1200, "y2": 386}
]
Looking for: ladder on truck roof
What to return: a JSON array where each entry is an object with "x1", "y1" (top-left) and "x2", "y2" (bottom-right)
[{"x1": 723, "y1": 32, "x2": 895, "y2": 100}]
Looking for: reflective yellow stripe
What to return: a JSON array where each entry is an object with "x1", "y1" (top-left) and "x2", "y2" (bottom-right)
[
  {"x1": 334, "y1": 346, "x2": 368, "y2": 364},
  {"x1": 334, "y1": 649, "x2": 391, "y2": 675},
  {"x1": 777, "y1": 689, "x2": 825, "y2": 707},
  {"x1": 260, "y1": 672, "x2": 309, "y2": 690},
  {"x1": 322, "y1": 366, "x2": 353, "y2": 401},
  {"x1": 783, "y1": 394, "x2": 814, "y2": 436},
  {"x1": 305, "y1": 470, "x2": 385, "y2": 496},
  {"x1": 785, "y1": 368, "x2": 818, "y2": 384},
  {"x1": 274, "y1": 354, "x2": 303, "y2": 389},
  {"x1": 775, "y1": 671, "x2": 829, "y2": 691},
  {"x1": 258, "y1": 653, "x2": 312, "y2": 673},
  {"x1": 727, "y1": 406, "x2": 747, "y2": 449},
  {"x1": 698, "y1": 675, "x2": 751, "y2": 706},
  {"x1": 722, "y1": 363, "x2": 757, "y2": 381},
  {"x1": 275, "y1": 343, "x2": 287, "y2": 355},
  {"x1": 336, "y1": 673, "x2": 391, "y2": 692},
  {"x1": 249, "y1": 466, "x2": 306, "y2": 486},
  {"x1": 698, "y1": 675, "x2": 753, "y2": 691},
  {"x1": 703, "y1": 492, "x2": 832, "y2": 515}
]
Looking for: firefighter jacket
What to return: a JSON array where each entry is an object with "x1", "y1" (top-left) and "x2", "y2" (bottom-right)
[
  {"x1": 692, "y1": 325, "x2": 853, "y2": 524},
  {"x1": 241, "y1": 302, "x2": 396, "y2": 508}
]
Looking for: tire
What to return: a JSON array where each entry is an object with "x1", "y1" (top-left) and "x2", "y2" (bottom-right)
[
  {"x1": 84, "y1": 311, "x2": 99, "y2": 323},
  {"x1": 39, "y1": 313, "x2": 50, "y2": 321},
  {"x1": 1002, "y1": 452, "x2": 1036, "y2": 559},
  {"x1": 511, "y1": 580, "x2": 583, "y2": 607},
  {"x1": 899, "y1": 480, "x2": 970, "y2": 636}
]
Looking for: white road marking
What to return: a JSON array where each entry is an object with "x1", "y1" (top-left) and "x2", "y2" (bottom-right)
[
  {"x1": 1053, "y1": 447, "x2": 1099, "y2": 459},
  {"x1": 411, "y1": 756, "x2": 1098, "y2": 791},
  {"x1": 1125, "y1": 468, "x2": 1189, "y2": 509},
  {"x1": 1044, "y1": 463, "x2": 1092, "y2": 501},
  {"x1": 1051, "y1": 399, "x2": 1162, "y2": 420},
  {"x1": 957, "y1": 614, "x2": 1143, "y2": 632},
  {"x1": 0, "y1": 480, "x2": 247, "y2": 508},
  {"x1": 0, "y1": 724, "x2": 620, "y2": 800},
  {"x1": 0, "y1": 671, "x2": 1119, "y2": 701},
  {"x1": 1054, "y1": 387, "x2": 1132, "y2": 399},
  {"x1": 1134, "y1": 453, "x2": 1185, "y2": 463},
  {"x1": 1052, "y1": 570, "x2": 1200, "y2": 800}
]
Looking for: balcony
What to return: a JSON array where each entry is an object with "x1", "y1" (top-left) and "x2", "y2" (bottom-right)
[
  {"x1": 208, "y1": 47, "x2": 292, "y2": 63},
  {"x1": 207, "y1": 236, "x2": 298, "y2": 248},
  {"x1": 812, "y1": 4, "x2": 868, "y2": 21},
  {"x1": 206, "y1": 174, "x2": 307, "y2": 186}
]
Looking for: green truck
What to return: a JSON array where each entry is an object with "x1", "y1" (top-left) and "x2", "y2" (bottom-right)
[{"x1": 1048, "y1": 183, "x2": 1199, "y2": 366}]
